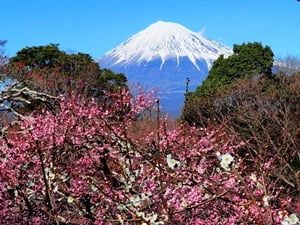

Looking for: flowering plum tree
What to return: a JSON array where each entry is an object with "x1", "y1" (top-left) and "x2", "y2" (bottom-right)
[{"x1": 0, "y1": 88, "x2": 299, "y2": 224}]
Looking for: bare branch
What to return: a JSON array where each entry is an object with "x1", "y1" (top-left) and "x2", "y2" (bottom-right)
[{"x1": 0, "y1": 82, "x2": 58, "y2": 119}]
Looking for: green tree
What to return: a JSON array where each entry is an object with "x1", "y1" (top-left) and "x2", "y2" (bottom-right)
[
  {"x1": 9, "y1": 44, "x2": 63, "y2": 69},
  {"x1": 6, "y1": 44, "x2": 127, "y2": 97},
  {"x1": 194, "y1": 42, "x2": 274, "y2": 97}
]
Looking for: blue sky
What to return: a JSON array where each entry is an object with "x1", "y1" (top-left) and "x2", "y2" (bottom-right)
[{"x1": 1, "y1": 0, "x2": 300, "y2": 59}]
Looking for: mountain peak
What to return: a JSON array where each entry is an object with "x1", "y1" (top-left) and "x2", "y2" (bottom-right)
[
  {"x1": 101, "y1": 21, "x2": 232, "y2": 70},
  {"x1": 145, "y1": 20, "x2": 189, "y2": 33},
  {"x1": 98, "y1": 21, "x2": 232, "y2": 116}
]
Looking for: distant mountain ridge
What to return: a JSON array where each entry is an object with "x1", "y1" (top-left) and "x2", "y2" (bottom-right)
[{"x1": 98, "y1": 21, "x2": 232, "y2": 116}]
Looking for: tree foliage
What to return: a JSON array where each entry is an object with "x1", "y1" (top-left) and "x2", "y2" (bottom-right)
[
  {"x1": 9, "y1": 44, "x2": 64, "y2": 69},
  {"x1": 6, "y1": 44, "x2": 127, "y2": 98},
  {"x1": 193, "y1": 42, "x2": 274, "y2": 97}
]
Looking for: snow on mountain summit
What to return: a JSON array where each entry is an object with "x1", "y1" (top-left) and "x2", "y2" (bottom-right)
[
  {"x1": 101, "y1": 21, "x2": 232, "y2": 70},
  {"x1": 98, "y1": 21, "x2": 232, "y2": 116}
]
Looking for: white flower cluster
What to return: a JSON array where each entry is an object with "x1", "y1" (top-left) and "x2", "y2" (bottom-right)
[
  {"x1": 129, "y1": 193, "x2": 149, "y2": 207},
  {"x1": 166, "y1": 154, "x2": 181, "y2": 169},
  {"x1": 262, "y1": 195, "x2": 270, "y2": 207},
  {"x1": 249, "y1": 173, "x2": 257, "y2": 182},
  {"x1": 67, "y1": 196, "x2": 74, "y2": 204},
  {"x1": 249, "y1": 173, "x2": 265, "y2": 189},
  {"x1": 45, "y1": 167, "x2": 55, "y2": 181},
  {"x1": 137, "y1": 211, "x2": 166, "y2": 225},
  {"x1": 219, "y1": 153, "x2": 234, "y2": 171},
  {"x1": 281, "y1": 213, "x2": 299, "y2": 225},
  {"x1": 181, "y1": 199, "x2": 188, "y2": 208}
]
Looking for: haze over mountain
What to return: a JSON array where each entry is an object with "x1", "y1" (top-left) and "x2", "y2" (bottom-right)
[{"x1": 98, "y1": 21, "x2": 232, "y2": 116}]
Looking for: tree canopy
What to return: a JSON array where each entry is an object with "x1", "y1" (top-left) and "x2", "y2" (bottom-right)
[
  {"x1": 9, "y1": 44, "x2": 64, "y2": 69},
  {"x1": 6, "y1": 44, "x2": 127, "y2": 97},
  {"x1": 193, "y1": 42, "x2": 274, "y2": 97}
]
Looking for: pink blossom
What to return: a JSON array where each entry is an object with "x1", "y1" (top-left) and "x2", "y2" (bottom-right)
[{"x1": 0, "y1": 89, "x2": 296, "y2": 224}]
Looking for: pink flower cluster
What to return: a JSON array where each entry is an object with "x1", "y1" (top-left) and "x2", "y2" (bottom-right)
[{"x1": 0, "y1": 89, "x2": 298, "y2": 224}]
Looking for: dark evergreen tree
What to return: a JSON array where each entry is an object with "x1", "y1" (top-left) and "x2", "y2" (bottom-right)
[
  {"x1": 182, "y1": 42, "x2": 274, "y2": 123},
  {"x1": 9, "y1": 44, "x2": 63, "y2": 68},
  {"x1": 6, "y1": 44, "x2": 127, "y2": 98},
  {"x1": 193, "y1": 42, "x2": 274, "y2": 97}
]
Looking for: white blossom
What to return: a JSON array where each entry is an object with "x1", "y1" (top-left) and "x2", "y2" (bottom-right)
[
  {"x1": 220, "y1": 153, "x2": 234, "y2": 171},
  {"x1": 215, "y1": 151, "x2": 221, "y2": 159},
  {"x1": 117, "y1": 215, "x2": 125, "y2": 225},
  {"x1": 136, "y1": 211, "x2": 145, "y2": 218},
  {"x1": 282, "y1": 213, "x2": 300, "y2": 225},
  {"x1": 181, "y1": 199, "x2": 188, "y2": 208},
  {"x1": 48, "y1": 171, "x2": 55, "y2": 180},
  {"x1": 249, "y1": 173, "x2": 257, "y2": 182},
  {"x1": 59, "y1": 174, "x2": 69, "y2": 182},
  {"x1": 129, "y1": 195, "x2": 141, "y2": 207},
  {"x1": 262, "y1": 195, "x2": 270, "y2": 207},
  {"x1": 166, "y1": 154, "x2": 180, "y2": 169},
  {"x1": 204, "y1": 193, "x2": 211, "y2": 199},
  {"x1": 117, "y1": 204, "x2": 127, "y2": 211},
  {"x1": 90, "y1": 184, "x2": 98, "y2": 192},
  {"x1": 145, "y1": 213, "x2": 158, "y2": 223},
  {"x1": 67, "y1": 196, "x2": 74, "y2": 204},
  {"x1": 26, "y1": 188, "x2": 34, "y2": 200},
  {"x1": 129, "y1": 193, "x2": 148, "y2": 207},
  {"x1": 137, "y1": 211, "x2": 164, "y2": 225}
]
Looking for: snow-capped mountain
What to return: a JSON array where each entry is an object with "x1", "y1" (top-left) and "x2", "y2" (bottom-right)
[{"x1": 98, "y1": 21, "x2": 232, "y2": 116}]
